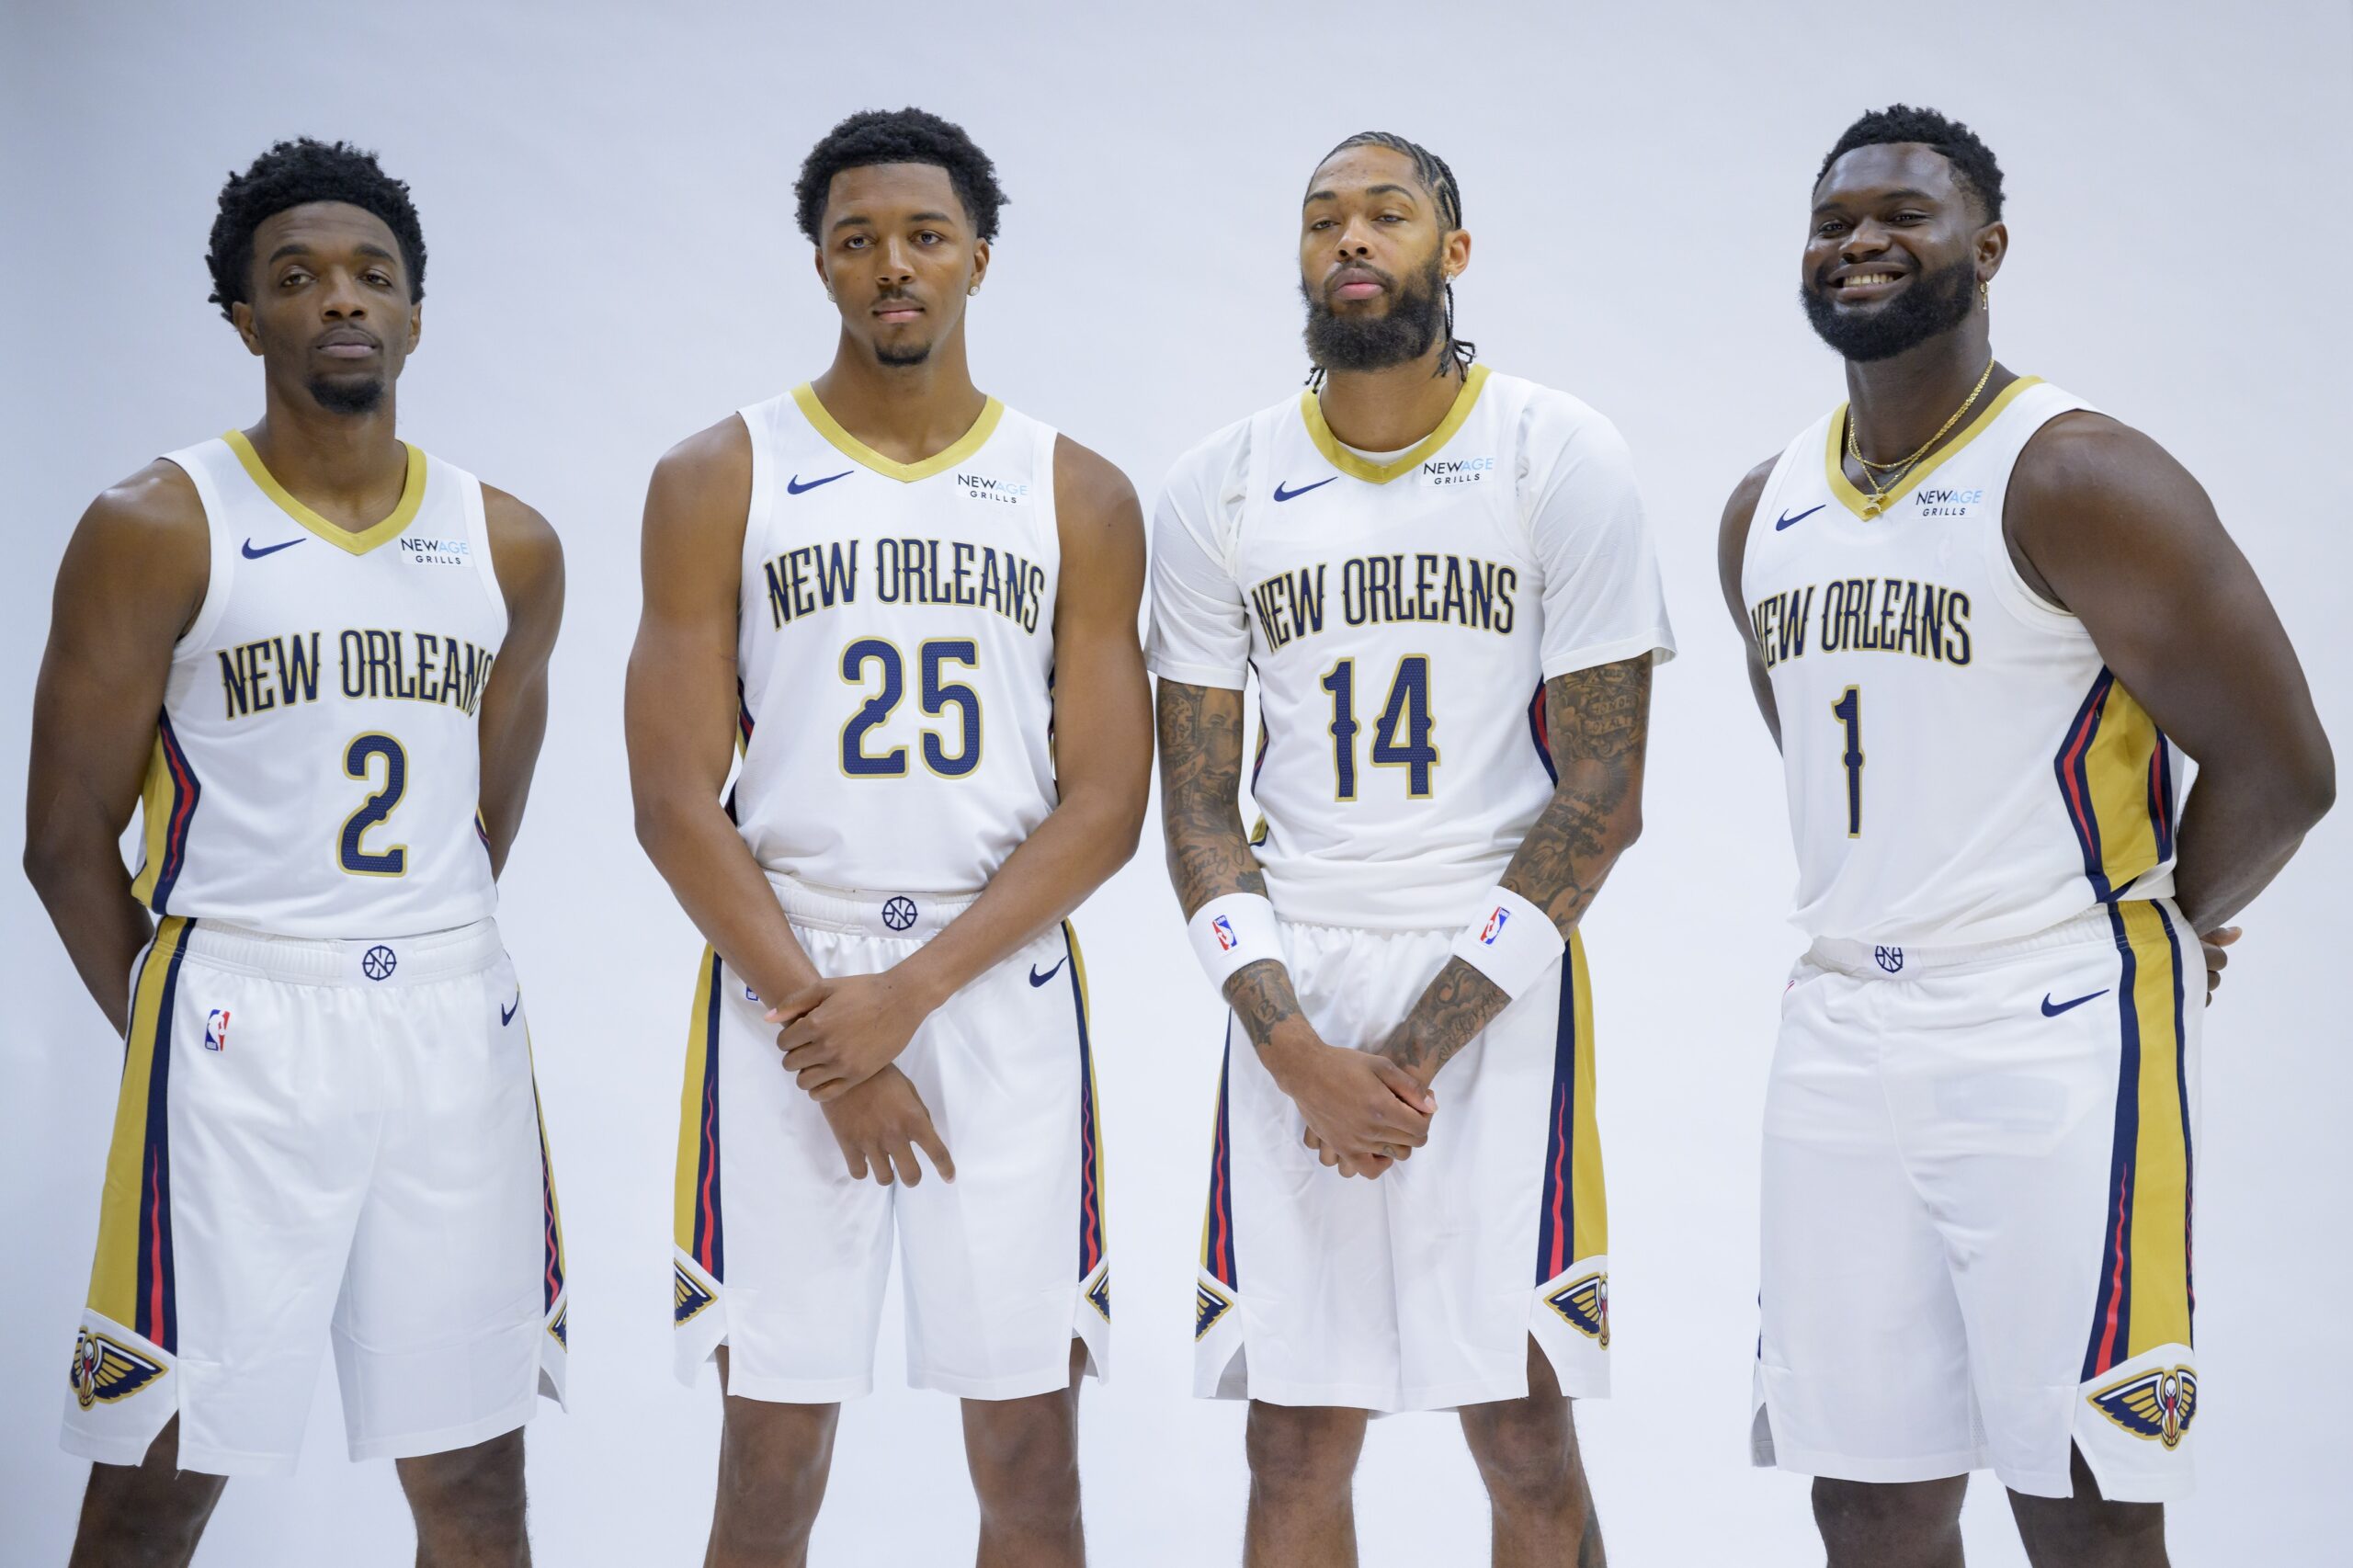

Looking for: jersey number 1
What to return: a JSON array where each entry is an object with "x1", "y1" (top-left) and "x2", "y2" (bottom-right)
[{"x1": 1831, "y1": 686, "x2": 1863, "y2": 837}]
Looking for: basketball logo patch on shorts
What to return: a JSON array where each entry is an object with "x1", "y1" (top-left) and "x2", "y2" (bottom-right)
[
  {"x1": 2089, "y1": 1365, "x2": 2197, "y2": 1448},
  {"x1": 71, "y1": 1327, "x2": 165, "y2": 1409},
  {"x1": 1545, "y1": 1270, "x2": 1609, "y2": 1346}
]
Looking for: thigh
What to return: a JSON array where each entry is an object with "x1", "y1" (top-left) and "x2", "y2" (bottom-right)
[
  {"x1": 898, "y1": 923, "x2": 1106, "y2": 1401},
  {"x1": 335, "y1": 950, "x2": 557, "y2": 1460},
  {"x1": 1754, "y1": 961, "x2": 1983, "y2": 1483},
  {"x1": 67, "y1": 928, "x2": 374, "y2": 1478}
]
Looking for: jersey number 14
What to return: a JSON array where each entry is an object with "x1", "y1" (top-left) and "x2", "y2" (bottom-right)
[{"x1": 1321, "y1": 655, "x2": 1438, "y2": 799}]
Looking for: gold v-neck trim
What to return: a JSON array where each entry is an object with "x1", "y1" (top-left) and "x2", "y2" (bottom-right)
[
  {"x1": 1300, "y1": 362, "x2": 1493, "y2": 484},
  {"x1": 791, "y1": 383, "x2": 1004, "y2": 483},
  {"x1": 222, "y1": 429, "x2": 426, "y2": 556},
  {"x1": 1824, "y1": 375, "x2": 2043, "y2": 520}
]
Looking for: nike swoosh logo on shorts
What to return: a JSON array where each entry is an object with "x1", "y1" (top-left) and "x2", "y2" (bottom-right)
[
  {"x1": 1273, "y1": 477, "x2": 1336, "y2": 502},
  {"x1": 2041, "y1": 989, "x2": 2109, "y2": 1017},
  {"x1": 1774, "y1": 505, "x2": 1825, "y2": 531},
  {"x1": 241, "y1": 537, "x2": 303, "y2": 559},
  {"x1": 787, "y1": 471, "x2": 851, "y2": 494},
  {"x1": 501, "y1": 993, "x2": 521, "y2": 1026},
  {"x1": 1029, "y1": 957, "x2": 1068, "y2": 987}
]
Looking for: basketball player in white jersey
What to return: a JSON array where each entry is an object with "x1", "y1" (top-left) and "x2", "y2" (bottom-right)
[
  {"x1": 1152, "y1": 132, "x2": 1673, "y2": 1567},
  {"x1": 26, "y1": 140, "x2": 567, "y2": 1564},
  {"x1": 1722, "y1": 107, "x2": 2334, "y2": 1566},
  {"x1": 626, "y1": 109, "x2": 1147, "y2": 1567}
]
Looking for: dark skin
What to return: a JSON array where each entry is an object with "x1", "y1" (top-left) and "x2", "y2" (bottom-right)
[
  {"x1": 627, "y1": 160, "x2": 1146, "y2": 1568},
  {"x1": 29, "y1": 201, "x2": 562, "y2": 1567},
  {"x1": 1720, "y1": 142, "x2": 2335, "y2": 1566},
  {"x1": 1158, "y1": 143, "x2": 1635, "y2": 1568}
]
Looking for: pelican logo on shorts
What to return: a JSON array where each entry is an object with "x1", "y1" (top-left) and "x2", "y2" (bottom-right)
[
  {"x1": 673, "y1": 1263, "x2": 715, "y2": 1325},
  {"x1": 1874, "y1": 945, "x2": 1904, "y2": 973},
  {"x1": 1545, "y1": 1271, "x2": 1610, "y2": 1347},
  {"x1": 1195, "y1": 1281, "x2": 1233, "y2": 1339},
  {"x1": 546, "y1": 1301, "x2": 569, "y2": 1349},
  {"x1": 1212, "y1": 915, "x2": 1240, "y2": 952},
  {"x1": 2089, "y1": 1365, "x2": 2198, "y2": 1449},
  {"x1": 361, "y1": 945, "x2": 398, "y2": 982},
  {"x1": 881, "y1": 896, "x2": 919, "y2": 933},
  {"x1": 1480, "y1": 906, "x2": 1510, "y2": 945},
  {"x1": 71, "y1": 1328, "x2": 165, "y2": 1409},
  {"x1": 1086, "y1": 1268, "x2": 1112, "y2": 1323},
  {"x1": 202, "y1": 1008, "x2": 230, "y2": 1052}
]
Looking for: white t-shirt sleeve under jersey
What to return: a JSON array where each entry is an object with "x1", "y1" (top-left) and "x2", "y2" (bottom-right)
[
  {"x1": 1521, "y1": 393, "x2": 1677, "y2": 680},
  {"x1": 1146, "y1": 427, "x2": 1253, "y2": 692}
]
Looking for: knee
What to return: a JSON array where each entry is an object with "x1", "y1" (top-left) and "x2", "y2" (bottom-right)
[
  {"x1": 967, "y1": 1403, "x2": 1081, "y2": 1528},
  {"x1": 1813, "y1": 1477, "x2": 1963, "y2": 1554},
  {"x1": 1245, "y1": 1405, "x2": 1366, "y2": 1504},
  {"x1": 400, "y1": 1431, "x2": 528, "y2": 1560},
  {"x1": 1461, "y1": 1399, "x2": 1574, "y2": 1509},
  {"x1": 711, "y1": 1405, "x2": 834, "y2": 1549}
]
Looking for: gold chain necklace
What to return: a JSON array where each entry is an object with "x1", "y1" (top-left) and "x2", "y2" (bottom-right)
[{"x1": 1845, "y1": 357, "x2": 1995, "y2": 515}]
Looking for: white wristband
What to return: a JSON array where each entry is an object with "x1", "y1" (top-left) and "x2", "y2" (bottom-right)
[
  {"x1": 1449, "y1": 887, "x2": 1562, "y2": 999},
  {"x1": 1188, "y1": 892, "x2": 1285, "y2": 993}
]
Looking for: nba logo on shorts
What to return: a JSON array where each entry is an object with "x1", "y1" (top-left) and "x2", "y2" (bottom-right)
[
  {"x1": 202, "y1": 1008, "x2": 230, "y2": 1051},
  {"x1": 1213, "y1": 915, "x2": 1239, "y2": 952},
  {"x1": 1481, "y1": 907, "x2": 1509, "y2": 945},
  {"x1": 1874, "y1": 945, "x2": 1904, "y2": 973}
]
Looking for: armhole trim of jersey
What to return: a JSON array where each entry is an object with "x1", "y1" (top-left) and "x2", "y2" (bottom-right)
[
  {"x1": 160, "y1": 445, "x2": 234, "y2": 657},
  {"x1": 736, "y1": 403, "x2": 775, "y2": 592},
  {"x1": 1983, "y1": 396, "x2": 2097, "y2": 633},
  {"x1": 462, "y1": 469, "x2": 509, "y2": 645}
]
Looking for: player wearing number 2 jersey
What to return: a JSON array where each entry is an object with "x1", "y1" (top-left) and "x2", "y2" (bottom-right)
[
  {"x1": 1152, "y1": 131, "x2": 1672, "y2": 1565},
  {"x1": 27, "y1": 141, "x2": 567, "y2": 1562},
  {"x1": 626, "y1": 109, "x2": 1146, "y2": 1567},
  {"x1": 1722, "y1": 107, "x2": 2332, "y2": 1564}
]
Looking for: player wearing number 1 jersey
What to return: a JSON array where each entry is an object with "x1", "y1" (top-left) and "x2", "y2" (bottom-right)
[
  {"x1": 27, "y1": 141, "x2": 566, "y2": 1563},
  {"x1": 1152, "y1": 132, "x2": 1672, "y2": 1566},
  {"x1": 626, "y1": 109, "x2": 1147, "y2": 1567},
  {"x1": 1722, "y1": 108, "x2": 2333, "y2": 1566}
]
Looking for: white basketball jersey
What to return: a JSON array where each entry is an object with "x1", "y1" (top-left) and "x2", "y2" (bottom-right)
[
  {"x1": 1741, "y1": 378, "x2": 2180, "y2": 946},
  {"x1": 730, "y1": 385, "x2": 1062, "y2": 895},
  {"x1": 1149, "y1": 366, "x2": 1675, "y2": 929},
  {"x1": 134, "y1": 432, "x2": 506, "y2": 937}
]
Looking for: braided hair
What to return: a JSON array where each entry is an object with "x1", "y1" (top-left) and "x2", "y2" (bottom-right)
[{"x1": 1306, "y1": 130, "x2": 1476, "y2": 389}]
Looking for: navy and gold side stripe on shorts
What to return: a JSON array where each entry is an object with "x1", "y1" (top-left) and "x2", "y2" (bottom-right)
[
  {"x1": 673, "y1": 948, "x2": 724, "y2": 1324},
  {"x1": 88, "y1": 916, "x2": 194, "y2": 1351},
  {"x1": 2083, "y1": 900, "x2": 2194, "y2": 1381},
  {"x1": 1061, "y1": 921, "x2": 1109, "y2": 1321},
  {"x1": 1196, "y1": 1032, "x2": 1239, "y2": 1338},
  {"x1": 1536, "y1": 934, "x2": 1610, "y2": 1346}
]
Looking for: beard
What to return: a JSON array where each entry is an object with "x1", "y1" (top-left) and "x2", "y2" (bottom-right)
[
  {"x1": 307, "y1": 374, "x2": 387, "y2": 415},
  {"x1": 873, "y1": 340, "x2": 933, "y2": 368},
  {"x1": 1302, "y1": 250, "x2": 1447, "y2": 373},
  {"x1": 1801, "y1": 254, "x2": 1977, "y2": 363}
]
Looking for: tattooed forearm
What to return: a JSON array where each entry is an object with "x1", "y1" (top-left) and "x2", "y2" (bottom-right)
[
  {"x1": 1374, "y1": 958, "x2": 1508, "y2": 1081},
  {"x1": 1225, "y1": 959, "x2": 1304, "y2": 1052},
  {"x1": 1155, "y1": 679, "x2": 1267, "y2": 915},
  {"x1": 1500, "y1": 657, "x2": 1651, "y2": 930}
]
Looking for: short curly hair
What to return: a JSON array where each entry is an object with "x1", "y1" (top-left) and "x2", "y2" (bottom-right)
[
  {"x1": 205, "y1": 138, "x2": 426, "y2": 324},
  {"x1": 794, "y1": 108, "x2": 1006, "y2": 244},
  {"x1": 1817, "y1": 105, "x2": 2004, "y2": 222}
]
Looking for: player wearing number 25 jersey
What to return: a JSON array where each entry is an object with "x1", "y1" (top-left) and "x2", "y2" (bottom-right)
[
  {"x1": 628, "y1": 110, "x2": 1147, "y2": 1563},
  {"x1": 28, "y1": 141, "x2": 566, "y2": 1555},
  {"x1": 1725, "y1": 108, "x2": 2331, "y2": 1548}
]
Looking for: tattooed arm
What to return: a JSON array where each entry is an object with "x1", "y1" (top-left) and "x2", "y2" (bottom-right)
[
  {"x1": 1156, "y1": 678, "x2": 1431, "y2": 1176},
  {"x1": 1371, "y1": 655, "x2": 1654, "y2": 1087}
]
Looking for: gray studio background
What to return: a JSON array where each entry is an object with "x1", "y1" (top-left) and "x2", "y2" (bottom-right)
[{"x1": 4, "y1": 2, "x2": 2347, "y2": 1562}]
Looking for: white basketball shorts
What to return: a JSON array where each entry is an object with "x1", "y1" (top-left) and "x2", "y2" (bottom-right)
[
  {"x1": 670, "y1": 875, "x2": 1109, "y2": 1403},
  {"x1": 62, "y1": 916, "x2": 567, "y2": 1477},
  {"x1": 1193, "y1": 919, "x2": 1608, "y2": 1414},
  {"x1": 1753, "y1": 898, "x2": 2201, "y2": 1502}
]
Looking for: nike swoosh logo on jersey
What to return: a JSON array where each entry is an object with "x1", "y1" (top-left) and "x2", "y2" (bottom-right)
[
  {"x1": 1273, "y1": 477, "x2": 1336, "y2": 502},
  {"x1": 1774, "y1": 505, "x2": 1825, "y2": 531},
  {"x1": 241, "y1": 537, "x2": 304, "y2": 559},
  {"x1": 501, "y1": 993, "x2": 521, "y2": 1026},
  {"x1": 1029, "y1": 957, "x2": 1068, "y2": 987},
  {"x1": 787, "y1": 471, "x2": 852, "y2": 494},
  {"x1": 2041, "y1": 989, "x2": 2109, "y2": 1017}
]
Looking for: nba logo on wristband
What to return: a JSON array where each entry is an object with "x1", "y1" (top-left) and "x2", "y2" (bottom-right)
[
  {"x1": 1481, "y1": 907, "x2": 1508, "y2": 944},
  {"x1": 1214, "y1": 915, "x2": 1239, "y2": 951}
]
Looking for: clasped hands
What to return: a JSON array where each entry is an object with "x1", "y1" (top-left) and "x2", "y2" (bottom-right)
[
  {"x1": 766, "y1": 970, "x2": 953, "y2": 1189},
  {"x1": 1267, "y1": 1019, "x2": 1438, "y2": 1181}
]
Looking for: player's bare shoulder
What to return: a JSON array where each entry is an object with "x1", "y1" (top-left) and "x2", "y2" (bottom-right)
[
  {"x1": 1718, "y1": 455, "x2": 1780, "y2": 598},
  {"x1": 479, "y1": 482, "x2": 563, "y2": 614},
  {"x1": 1052, "y1": 433, "x2": 1141, "y2": 527},
  {"x1": 644, "y1": 412, "x2": 756, "y2": 548},
  {"x1": 64, "y1": 458, "x2": 211, "y2": 629},
  {"x1": 2010, "y1": 406, "x2": 2204, "y2": 521}
]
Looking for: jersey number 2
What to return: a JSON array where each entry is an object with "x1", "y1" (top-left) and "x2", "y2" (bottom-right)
[{"x1": 339, "y1": 733, "x2": 409, "y2": 876}]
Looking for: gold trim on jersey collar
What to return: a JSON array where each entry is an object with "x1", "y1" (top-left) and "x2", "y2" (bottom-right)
[
  {"x1": 1299, "y1": 362, "x2": 1493, "y2": 484},
  {"x1": 1823, "y1": 375, "x2": 2043, "y2": 520},
  {"x1": 222, "y1": 428, "x2": 426, "y2": 556},
  {"x1": 790, "y1": 382, "x2": 1005, "y2": 483}
]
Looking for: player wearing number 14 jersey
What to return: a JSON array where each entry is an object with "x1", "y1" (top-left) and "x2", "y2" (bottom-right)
[
  {"x1": 1152, "y1": 132, "x2": 1672, "y2": 1563},
  {"x1": 28, "y1": 141, "x2": 566, "y2": 1561},
  {"x1": 627, "y1": 109, "x2": 1146, "y2": 1566},
  {"x1": 1723, "y1": 108, "x2": 2332, "y2": 1561}
]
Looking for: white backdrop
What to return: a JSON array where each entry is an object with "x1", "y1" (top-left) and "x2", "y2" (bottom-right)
[{"x1": 4, "y1": 2, "x2": 2347, "y2": 1562}]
